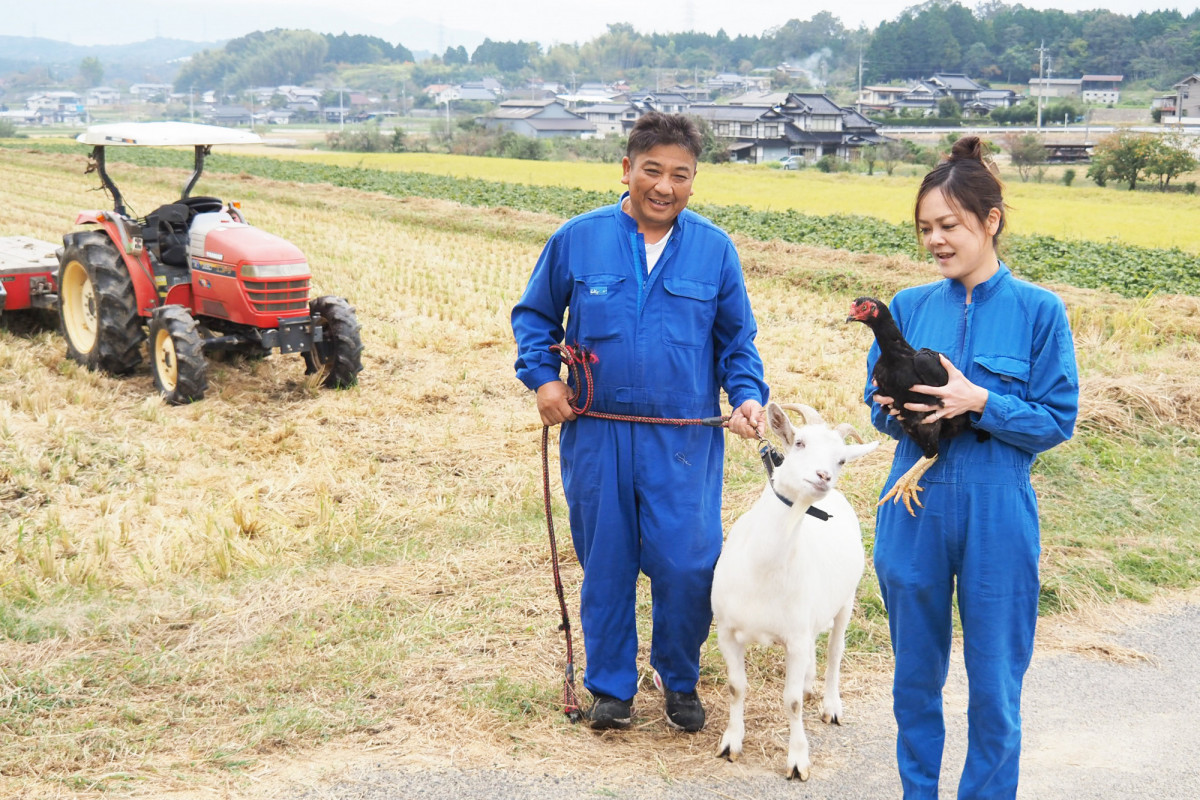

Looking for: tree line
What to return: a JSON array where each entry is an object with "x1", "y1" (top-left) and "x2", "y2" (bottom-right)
[{"x1": 172, "y1": 4, "x2": 1200, "y2": 96}]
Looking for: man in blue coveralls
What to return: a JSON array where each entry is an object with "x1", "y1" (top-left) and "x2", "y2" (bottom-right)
[{"x1": 511, "y1": 112, "x2": 768, "y2": 732}]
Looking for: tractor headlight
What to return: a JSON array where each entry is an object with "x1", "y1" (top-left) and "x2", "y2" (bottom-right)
[{"x1": 241, "y1": 262, "x2": 310, "y2": 278}]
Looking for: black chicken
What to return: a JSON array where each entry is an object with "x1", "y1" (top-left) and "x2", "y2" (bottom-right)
[{"x1": 847, "y1": 296, "x2": 987, "y2": 515}]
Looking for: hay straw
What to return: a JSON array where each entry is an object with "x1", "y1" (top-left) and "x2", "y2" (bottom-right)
[{"x1": 0, "y1": 146, "x2": 1196, "y2": 798}]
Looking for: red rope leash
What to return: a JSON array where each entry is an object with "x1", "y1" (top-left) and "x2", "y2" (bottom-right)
[
  {"x1": 541, "y1": 344, "x2": 729, "y2": 722},
  {"x1": 550, "y1": 343, "x2": 728, "y2": 427}
]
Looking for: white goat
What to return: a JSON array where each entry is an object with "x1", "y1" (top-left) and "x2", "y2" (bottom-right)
[{"x1": 711, "y1": 401, "x2": 878, "y2": 781}]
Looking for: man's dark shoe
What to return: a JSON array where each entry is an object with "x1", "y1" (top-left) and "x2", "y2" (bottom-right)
[
  {"x1": 664, "y1": 689, "x2": 705, "y2": 732},
  {"x1": 587, "y1": 694, "x2": 632, "y2": 730}
]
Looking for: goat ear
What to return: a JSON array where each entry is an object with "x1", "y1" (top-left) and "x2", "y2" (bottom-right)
[
  {"x1": 842, "y1": 441, "x2": 880, "y2": 463},
  {"x1": 766, "y1": 402, "x2": 795, "y2": 446}
]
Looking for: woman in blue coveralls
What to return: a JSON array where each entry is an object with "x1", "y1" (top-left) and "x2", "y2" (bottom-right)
[
  {"x1": 864, "y1": 137, "x2": 1079, "y2": 799},
  {"x1": 511, "y1": 113, "x2": 768, "y2": 733}
]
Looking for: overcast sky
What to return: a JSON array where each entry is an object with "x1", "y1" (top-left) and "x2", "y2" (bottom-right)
[{"x1": 5, "y1": 0, "x2": 1200, "y2": 51}]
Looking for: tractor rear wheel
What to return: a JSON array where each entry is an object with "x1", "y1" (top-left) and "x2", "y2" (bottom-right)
[
  {"x1": 58, "y1": 231, "x2": 145, "y2": 374},
  {"x1": 303, "y1": 295, "x2": 363, "y2": 389},
  {"x1": 149, "y1": 306, "x2": 208, "y2": 405}
]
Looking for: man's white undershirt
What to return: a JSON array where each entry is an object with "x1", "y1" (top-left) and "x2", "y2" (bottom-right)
[{"x1": 644, "y1": 227, "x2": 673, "y2": 273}]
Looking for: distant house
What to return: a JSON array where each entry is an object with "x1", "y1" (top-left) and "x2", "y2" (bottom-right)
[
  {"x1": 859, "y1": 84, "x2": 908, "y2": 111},
  {"x1": 576, "y1": 82, "x2": 614, "y2": 98},
  {"x1": 688, "y1": 103, "x2": 790, "y2": 162},
  {"x1": 129, "y1": 83, "x2": 173, "y2": 102},
  {"x1": 672, "y1": 84, "x2": 713, "y2": 103},
  {"x1": 1081, "y1": 75, "x2": 1122, "y2": 104},
  {"x1": 204, "y1": 105, "x2": 252, "y2": 125},
  {"x1": 26, "y1": 91, "x2": 82, "y2": 111},
  {"x1": 706, "y1": 73, "x2": 771, "y2": 95},
  {"x1": 1028, "y1": 78, "x2": 1082, "y2": 100},
  {"x1": 1168, "y1": 74, "x2": 1200, "y2": 125},
  {"x1": 0, "y1": 108, "x2": 38, "y2": 125},
  {"x1": 86, "y1": 87, "x2": 121, "y2": 106},
  {"x1": 690, "y1": 91, "x2": 887, "y2": 164},
  {"x1": 25, "y1": 91, "x2": 84, "y2": 123},
  {"x1": 558, "y1": 81, "x2": 616, "y2": 106},
  {"x1": 576, "y1": 101, "x2": 641, "y2": 137},
  {"x1": 1152, "y1": 93, "x2": 1178, "y2": 117},
  {"x1": 976, "y1": 88, "x2": 1021, "y2": 110},
  {"x1": 286, "y1": 99, "x2": 320, "y2": 119},
  {"x1": 254, "y1": 109, "x2": 294, "y2": 125},
  {"x1": 628, "y1": 91, "x2": 690, "y2": 115},
  {"x1": 927, "y1": 73, "x2": 983, "y2": 105},
  {"x1": 281, "y1": 86, "x2": 323, "y2": 104},
  {"x1": 439, "y1": 83, "x2": 498, "y2": 104},
  {"x1": 478, "y1": 99, "x2": 596, "y2": 138},
  {"x1": 323, "y1": 106, "x2": 351, "y2": 123},
  {"x1": 890, "y1": 81, "x2": 944, "y2": 114}
]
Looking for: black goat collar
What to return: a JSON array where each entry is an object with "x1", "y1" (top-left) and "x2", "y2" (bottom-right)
[{"x1": 759, "y1": 444, "x2": 831, "y2": 521}]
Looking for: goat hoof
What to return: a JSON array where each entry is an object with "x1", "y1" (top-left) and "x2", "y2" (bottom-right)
[
  {"x1": 717, "y1": 745, "x2": 740, "y2": 762},
  {"x1": 822, "y1": 712, "x2": 841, "y2": 725},
  {"x1": 787, "y1": 766, "x2": 811, "y2": 781}
]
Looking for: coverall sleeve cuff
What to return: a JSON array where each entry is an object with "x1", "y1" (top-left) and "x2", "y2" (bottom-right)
[
  {"x1": 522, "y1": 366, "x2": 563, "y2": 393},
  {"x1": 972, "y1": 390, "x2": 1005, "y2": 429},
  {"x1": 728, "y1": 393, "x2": 762, "y2": 410}
]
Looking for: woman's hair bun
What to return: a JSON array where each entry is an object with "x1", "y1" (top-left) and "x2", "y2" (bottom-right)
[{"x1": 949, "y1": 135, "x2": 987, "y2": 163}]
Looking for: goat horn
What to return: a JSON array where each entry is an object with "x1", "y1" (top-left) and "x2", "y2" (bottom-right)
[
  {"x1": 780, "y1": 403, "x2": 825, "y2": 426},
  {"x1": 835, "y1": 423, "x2": 865, "y2": 443}
]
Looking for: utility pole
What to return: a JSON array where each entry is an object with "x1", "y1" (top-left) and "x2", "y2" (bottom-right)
[
  {"x1": 1036, "y1": 40, "x2": 1047, "y2": 131},
  {"x1": 857, "y1": 46, "x2": 866, "y2": 114}
]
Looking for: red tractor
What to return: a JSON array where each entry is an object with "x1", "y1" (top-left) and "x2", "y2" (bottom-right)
[{"x1": 51, "y1": 121, "x2": 363, "y2": 404}]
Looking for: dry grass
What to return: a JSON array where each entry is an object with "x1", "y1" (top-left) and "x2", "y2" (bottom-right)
[{"x1": 0, "y1": 147, "x2": 1197, "y2": 798}]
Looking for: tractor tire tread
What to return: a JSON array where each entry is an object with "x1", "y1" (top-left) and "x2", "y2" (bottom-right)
[
  {"x1": 150, "y1": 305, "x2": 208, "y2": 405},
  {"x1": 59, "y1": 231, "x2": 145, "y2": 375},
  {"x1": 304, "y1": 295, "x2": 363, "y2": 389}
]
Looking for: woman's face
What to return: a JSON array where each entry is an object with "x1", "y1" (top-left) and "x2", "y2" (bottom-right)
[{"x1": 916, "y1": 186, "x2": 1001, "y2": 292}]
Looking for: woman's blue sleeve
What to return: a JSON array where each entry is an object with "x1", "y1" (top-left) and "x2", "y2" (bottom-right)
[{"x1": 972, "y1": 298, "x2": 1079, "y2": 454}]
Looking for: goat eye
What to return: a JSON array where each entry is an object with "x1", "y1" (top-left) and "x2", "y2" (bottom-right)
[
  {"x1": 838, "y1": 459, "x2": 846, "y2": 466},
  {"x1": 795, "y1": 440, "x2": 805, "y2": 449}
]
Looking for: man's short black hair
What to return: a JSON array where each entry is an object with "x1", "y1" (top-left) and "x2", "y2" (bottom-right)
[{"x1": 626, "y1": 112, "x2": 703, "y2": 162}]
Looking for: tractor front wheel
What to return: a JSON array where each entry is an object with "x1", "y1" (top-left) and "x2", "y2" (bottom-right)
[
  {"x1": 58, "y1": 231, "x2": 144, "y2": 374},
  {"x1": 149, "y1": 306, "x2": 208, "y2": 405},
  {"x1": 303, "y1": 296, "x2": 363, "y2": 389}
]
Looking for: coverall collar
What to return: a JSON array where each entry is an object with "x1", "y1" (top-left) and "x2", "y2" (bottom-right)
[
  {"x1": 947, "y1": 260, "x2": 1011, "y2": 305},
  {"x1": 616, "y1": 191, "x2": 687, "y2": 239}
]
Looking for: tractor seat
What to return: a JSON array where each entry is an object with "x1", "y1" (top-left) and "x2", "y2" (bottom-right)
[
  {"x1": 179, "y1": 195, "x2": 225, "y2": 215},
  {"x1": 143, "y1": 203, "x2": 191, "y2": 268}
]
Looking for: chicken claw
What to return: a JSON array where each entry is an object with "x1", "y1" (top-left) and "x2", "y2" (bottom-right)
[{"x1": 877, "y1": 455, "x2": 938, "y2": 516}]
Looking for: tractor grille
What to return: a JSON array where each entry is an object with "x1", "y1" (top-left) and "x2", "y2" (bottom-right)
[{"x1": 243, "y1": 278, "x2": 310, "y2": 313}]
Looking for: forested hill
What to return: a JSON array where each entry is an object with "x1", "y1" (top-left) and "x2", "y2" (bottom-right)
[
  {"x1": 5, "y1": 3, "x2": 1197, "y2": 93},
  {"x1": 169, "y1": 5, "x2": 1198, "y2": 94}
]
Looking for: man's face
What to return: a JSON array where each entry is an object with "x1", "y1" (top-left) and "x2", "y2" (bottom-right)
[{"x1": 620, "y1": 143, "x2": 696, "y2": 235}]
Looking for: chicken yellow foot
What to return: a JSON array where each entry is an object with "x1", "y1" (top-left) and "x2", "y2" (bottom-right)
[{"x1": 878, "y1": 455, "x2": 938, "y2": 516}]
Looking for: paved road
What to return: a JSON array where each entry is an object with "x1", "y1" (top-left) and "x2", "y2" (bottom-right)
[{"x1": 287, "y1": 601, "x2": 1200, "y2": 800}]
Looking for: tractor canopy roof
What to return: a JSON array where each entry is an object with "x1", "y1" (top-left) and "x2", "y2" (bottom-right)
[{"x1": 77, "y1": 122, "x2": 263, "y2": 147}]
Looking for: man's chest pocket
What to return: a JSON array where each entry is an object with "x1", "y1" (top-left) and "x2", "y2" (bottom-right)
[
  {"x1": 573, "y1": 274, "x2": 627, "y2": 341},
  {"x1": 662, "y1": 277, "x2": 718, "y2": 349},
  {"x1": 973, "y1": 354, "x2": 1030, "y2": 400}
]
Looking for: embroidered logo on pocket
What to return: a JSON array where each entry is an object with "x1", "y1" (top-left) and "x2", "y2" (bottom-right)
[{"x1": 589, "y1": 287, "x2": 608, "y2": 296}]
